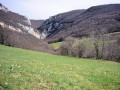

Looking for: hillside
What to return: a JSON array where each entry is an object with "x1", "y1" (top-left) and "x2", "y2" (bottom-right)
[
  {"x1": 0, "y1": 5, "x2": 41, "y2": 38},
  {"x1": 0, "y1": 45, "x2": 120, "y2": 90},
  {"x1": 30, "y1": 19, "x2": 44, "y2": 30},
  {"x1": 0, "y1": 3, "x2": 41, "y2": 39},
  {"x1": 38, "y1": 4, "x2": 120, "y2": 43},
  {"x1": 0, "y1": 3, "x2": 54, "y2": 53}
]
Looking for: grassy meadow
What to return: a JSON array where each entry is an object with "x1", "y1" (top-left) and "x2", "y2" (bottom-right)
[
  {"x1": 50, "y1": 42, "x2": 62, "y2": 50},
  {"x1": 0, "y1": 45, "x2": 120, "y2": 90}
]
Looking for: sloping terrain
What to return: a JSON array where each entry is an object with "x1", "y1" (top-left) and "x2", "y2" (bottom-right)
[
  {"x1": 0, "y1": 9, "x2": 41, "y2": 38},
  {"x1": 30, "y1": 19, "x2": 44, "y2": 38},
  {"x1": 0, "y1": 45, "x2": 120, "y2": 90},
  {"x1": 38, "y1": 9, "x2": 85, "y2": 40},
  {"x1": 38, "y1": 4, "x2": 120, "y2": 43},
  {"x1": 0, "y1": 26, "x2": 54, "y2": 53},
  {"x1": 30, "y1": 19, "x2": 44, "y2": 30},
  {"x1": 0, "y1": 3, "x2": 53, "y2": 53}
]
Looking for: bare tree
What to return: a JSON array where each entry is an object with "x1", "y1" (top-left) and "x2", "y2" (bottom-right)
[{"x1": 90, "y1": 30, "x2": 100, "y2": 59}]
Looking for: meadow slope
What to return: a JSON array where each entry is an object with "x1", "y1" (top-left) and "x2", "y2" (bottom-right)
[{"x1": 0, "y1": 45, "x2": 120, "y2": 90}]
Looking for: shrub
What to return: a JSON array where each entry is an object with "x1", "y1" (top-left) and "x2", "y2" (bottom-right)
[
  {"x1": 0, "y1": 27, "x2": 54, "y2": 54},
  {"x1": 60, "y1": 37, "x2": 86, "y2": 57},
  {"x1": 59, "y1": 36, "x2": 120, "y2": 62},
  {"x1": 102, "y1": 40, "x2": 120, "y2": 62},
  {"x1": 0, "y1": 25, "x2": 4, "y2": 44},
  {"x1": 60, "y1": 37, "x2": 74, "y2": 55}
]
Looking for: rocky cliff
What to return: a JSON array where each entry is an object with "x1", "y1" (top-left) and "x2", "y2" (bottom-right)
[
  {"x1": 0, "y1": 4, "x2": 41, "y2": 39},
  {"x1": 0, "y1": 3, "x2": 54, "y2": 53},
  {"x1": 38, "y1": 4, "x2": 120, "y2": 43},
  {"x1": 38, "y1": 10, "x2": 85, "y2": 38}
]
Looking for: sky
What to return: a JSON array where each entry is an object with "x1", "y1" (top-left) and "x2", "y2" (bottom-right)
[{"x1": 0, "y1": 0, "x2": 120, "y2": 20}]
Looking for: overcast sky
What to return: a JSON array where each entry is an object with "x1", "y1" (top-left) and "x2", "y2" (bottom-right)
[{"x1": 0, "y1": 0, "x2": 120, "y2": 19}]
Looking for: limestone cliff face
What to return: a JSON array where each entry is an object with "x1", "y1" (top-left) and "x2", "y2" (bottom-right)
[
  {"x1": 38, "y1": 4, "x2": 120, "y2": 43},
  {"x1": 0, "y1": 3, "x2": 8, "y2": 12},
  {"x1": 38, "y1": 10, "x2": 85, "y2": 38},
  {"x1": 0, "y1": 3, "x2": 55, "y2": 53},
  {"x1": 0, "y1": 4, "x2": 41, "y2": 39}
]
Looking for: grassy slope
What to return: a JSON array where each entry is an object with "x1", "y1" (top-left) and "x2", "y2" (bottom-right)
[
  {"x1": 0, "y1": 45, "x2": 120, "y2": 90},
  {"x1": 50, "y1": 42, "x2": 62, "y2": 50}
]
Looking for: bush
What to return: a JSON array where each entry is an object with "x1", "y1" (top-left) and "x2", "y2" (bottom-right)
[
  {"x1": 102, "y1": 40, "x2": 120, "y2": 62},
  {"x1": 72, "y1": 41, "x2": 85, "y2": 57},
  {"x1": 60, "y1": 37, "x2": 86, "y2": 57},
  {"x1": 83, "y1": 48, "x2": 95, "y2": 58},
  {"x1": 59, "y1": 36, "x2": 120, "y2": 62},
  {"x1": 0, "y1": 25, "x2": 4, "y2": 44},
  {"x1": 0, "y1": 27, "x2": 54, "y2": 54}
]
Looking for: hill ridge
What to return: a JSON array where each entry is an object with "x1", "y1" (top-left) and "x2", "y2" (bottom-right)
[{"x1": 38, "y1": 4, "x2": 120, "y2": 43}]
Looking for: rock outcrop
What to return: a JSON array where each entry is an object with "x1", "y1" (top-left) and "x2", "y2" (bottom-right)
[
  {"x1": 38, "y1": 10, "x2": 85, "y2": 38},
  {"x1": 0, "y1": 3, "x2": 54, "y2": 53},
  {"x1": 0, "y1": 3, "x2": 41, "y2": 39},
  {"x1": 38, "y1": 4, "x2": 120, "y2": 43},
  {"x1": 30, "y1": 20, "x2": 44, "y2": 39}
]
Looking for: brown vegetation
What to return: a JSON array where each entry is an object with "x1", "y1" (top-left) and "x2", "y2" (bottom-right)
[
  {"x1": 59, "y1": 36, "x2": 120, "y2": 62},
  {"x1": 38, "y1": 4, "x2": 120, "y2": 43},
  {"x1": 0, "y1": 26, "x2": 54, "y2": 53},
  {"x1": 30, "y1": 20, "x2": 44, "y2": 30}
]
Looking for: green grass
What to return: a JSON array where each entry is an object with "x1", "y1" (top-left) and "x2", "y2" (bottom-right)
[
  {"x1": 109, "y1": 31, "x2": 120, "y2": 35},
  {"x1": 0, "y1": 45, "x2": 120, "y2": 90},
  {"x1": 50, "y1": 42, "x2": 62, "y2": 50}
]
